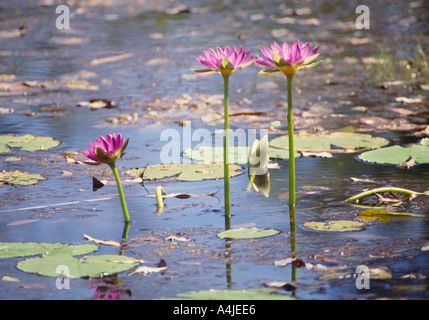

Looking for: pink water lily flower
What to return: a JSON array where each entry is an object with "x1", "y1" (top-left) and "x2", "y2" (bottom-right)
[
  {"x1": 82, "y1": 133, "x2": 129, "y2": 165},
  {"x1": 256, "y1": 40, "x2": 321, "y2": 77},
  {"x1": 193, "y1": 45, "x2": 256, "y2": 78}
]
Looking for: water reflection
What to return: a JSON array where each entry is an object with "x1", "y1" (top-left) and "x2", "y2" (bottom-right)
[{"x1": 247, "y1": 170, "x2": 270, "y2": 198}]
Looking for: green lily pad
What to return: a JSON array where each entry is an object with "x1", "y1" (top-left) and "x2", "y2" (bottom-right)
[
  {"x1": 183, "y1": 146, "x2": 298, "y2": 162},
  {"x1": 17, "y1": 254, "x2": 140, "y2": 278},
  {"x1": 126, "y1": 163, "x2": 243, "y2": 182},
  {"x1": 303, "y1": 220, "x2": 366, "y2": 232},
  {"x1": 165, "y1": 288, "x2": 295, "y2": 300},
  {"x1": 0, "y1": 170, "x2": 46, "y2": 185},
  {"x1": 357, "y1": 209, "x2": 423, "y2": 222},
  {"x1": 270, "y1": 132, "x2": 389, "y2": 152},
  {"x1": 358, "y1": 144, "x2": 429, "y2": 167},
  {"x1": 0, "y1": 242, "x2": 64, "y2": 258},
  {"x1": 0, "y1": 134, "x2": 60, "y2": 153},
  {"x1": 217, "y1": 227, "x2": 281, "y2": 239},
  {"x1": 0, "y1": 242, "x2": 97, "y2": 259}
]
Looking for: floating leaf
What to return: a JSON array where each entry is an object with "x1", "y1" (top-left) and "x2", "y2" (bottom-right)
[
  {"x1": 183, "y1": 146, "x2": 250, "y2": 164},
  {"x1": 90, "y1": 52, "x2": 134, "y2": 66},
  {"x1": 0, "y1": 134, "x2": 60, "y2": 153},
  {"x1": 0, "y1": 242, "x2": 97, "y2": 259},
  {"x1": 303, "y1": 220, "x2": 366, "y2": 232},
  {"x1": 165, "y1": 288, "x2": 295, "y2": 300},
  {"x1": 0, "y1": 242, "x2": 64, "y2": 258},
  {"x1": 358, "y1": 144, "x2": 429, "y2": 167},
  {"x1": 183, "y1": 145, "x2": 298, "y2": 162},
  {"x1": 46, "y1": 244, "x2": 99, "y2": 256},
  {"x1": 357, "y1": 209, "x2": 423, "y2": 222},
  {"x1": 270, "y1": 132, "x2": 389, "y2": 153},
  {"x1": 17, "y1": 254, "x2": 140, "y2": 278},
  {"x1": 2, "y1": 276, "x2": 20, "y2": 282},
  {"x1": 126, "y1": 163, "x2": 243, "y2": 182},
  {"x1": 0, "y1": 170, "x2": 46, "y2": 185},
  {"x1": 217, "y1": 227, "x2": 280, "y2": 239}
]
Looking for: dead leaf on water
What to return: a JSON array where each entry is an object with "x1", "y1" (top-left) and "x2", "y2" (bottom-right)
[
  {"x1": 83, "y1": 234, "x2": 121, "y2": 247},
  {"x1": 77, "y1": 99, "x2": 117, "y2": 110},
  {"x1": 165, "y1": 235, "x2": 192, "y2": 242},
  {"x1": 90, "y1": 52, "x2": 134, "y2": 66},
  {"x1": 7, "y1": 219, "x2": 39, "y2": 226},
  {"x1": 128, "y1": 259, "x2": 168, "y2": 275}
]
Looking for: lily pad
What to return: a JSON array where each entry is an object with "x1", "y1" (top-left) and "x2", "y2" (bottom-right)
[
  {"x1": 165, "y1": 288, "x2": 295, "y2": 300},
  {"x1": 270, "y1": 132, "x2": 389, "y2": 152},
  {"x1": 0, "y1": 170, "x2": 46, "y2": 185},
  {"x1": 358, "y1": 144, "x2": 429, "y2": 167},
  {"x1": 0, "y1": 134, "x2": 60, "y2": 153},
  {"x1": 0, "y1": 242, "x2": 97, "y2": 259},
  {"x1": 183, "y1": 146, "x2": 249, "y2": 163},
  {"x1": 0, "y1": 242, "x2": 64, "y2": 258},
  {"x1": 126, "y1": 163, "x2": 243, "y2": 182},
  {"x1": 183, "y1": 146, "x2": 298, "y2": 162},
  {"x1": 217, "y1": 227, "x2": 281, "y2": 239},
  {"x1": 17, "y1": 254, "x2": 141, "y2": 278},
  {"x1": 303, "y1": 220, "x2": 366, "y2": 232}
]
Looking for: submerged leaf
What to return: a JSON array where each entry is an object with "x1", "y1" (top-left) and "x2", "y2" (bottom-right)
[{"x1": 358, "y1": 209, "x2": 423, "y2": 222}]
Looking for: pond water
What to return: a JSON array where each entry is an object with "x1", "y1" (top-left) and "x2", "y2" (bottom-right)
[{"x1": 0, "y1": 0, "x2": 428, "y2": 300}]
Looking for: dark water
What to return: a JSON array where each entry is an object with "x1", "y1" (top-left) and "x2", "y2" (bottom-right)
[{"x1": 0, "y1": 0, "x2": 428, "y2": 300}]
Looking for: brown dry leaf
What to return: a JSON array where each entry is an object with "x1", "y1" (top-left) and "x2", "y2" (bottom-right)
[
  {"x1": 77, "y1": 99, "x2": 117, "y2": 110},
  {"x1": 349, "y1": 37, "x2": 371, "y2": 45},
  {"x1": 165, "y1": 235, "x2": 192, "y2": 242},
  {"x1": 90, "y1": 52, "x2": 134, "y2": 66},
  {"x1": 395, "y1": 96, "x2": 423, "y2": 104},
  {"x1": 83, "y1": 234, "x2": 121, "y2": 247},
  {"x1": 66, "y1": 80, "x2": 98, "y2": 91},
  {"x1": 350, "y1": 177, "x2": 376, "y2": 183},
  {"x1": 301, "y1": 151, "x2": 333, "y2": 158},
  {"x1": 388, "y1": 107, "x2": 414, "y2": 116},
  {"x1": 128, "y1": 259, "x2": 168, "y2": 275},
  {"x1": 131, "y1": 236, "x2": 163, "y2": 243},
  {"x1": 7, "y1": 219, "x2": 39, "y2": 226},
  {"x1": 264, "y1": 281, "x2": 299, "y2": 290}
]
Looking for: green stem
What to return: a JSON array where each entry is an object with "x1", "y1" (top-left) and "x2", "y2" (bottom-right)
[
  {"x1": 109, "y1": 163, "x2": 130, "y2": 224},
  {"x1": 343, "y1": 187, "x2": 424, "y2": 203},
  {"x1": 287, "y1": 75, "x2": 296, "y2": 207},
  {"x1": 289, "y1": 206, "x2": 297, "y2": 289},
  {"x1": 223, "y1": 75, "x2": 231, "y2": 230}
]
